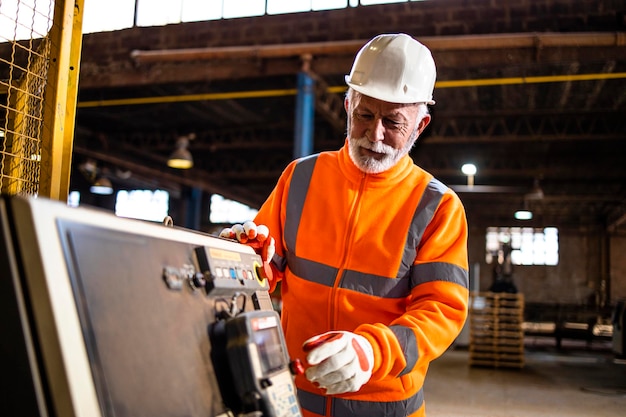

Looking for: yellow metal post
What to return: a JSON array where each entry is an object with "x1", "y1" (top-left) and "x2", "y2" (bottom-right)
[{"x1": 39, "y1": 0, "x2": 85, "y2": 201}]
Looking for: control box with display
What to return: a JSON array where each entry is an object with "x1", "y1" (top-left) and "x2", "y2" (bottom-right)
[
  {"x1": 225, "y1": 310, "x2": 302, "y2": 417},
  {"x1": 195, "y1": 244, "x2": 270, "y2": 295}
]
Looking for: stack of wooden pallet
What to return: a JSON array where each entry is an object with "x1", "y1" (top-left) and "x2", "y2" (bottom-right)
[{"x1": 469, "y1": 291, "x2": 525, "y2": 368}]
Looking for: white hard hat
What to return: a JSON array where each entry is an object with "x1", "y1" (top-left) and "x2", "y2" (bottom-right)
[{"x1": 345, "y1": 33, "x2": 436, "y2": 105}]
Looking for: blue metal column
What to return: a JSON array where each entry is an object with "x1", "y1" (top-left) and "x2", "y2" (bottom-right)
[
  {"x1": 184, "y1": 187, "x2": 202, "y2": 230},
  {"x1": 294, "y1": 71, "x2": 315, "y2": 158}
]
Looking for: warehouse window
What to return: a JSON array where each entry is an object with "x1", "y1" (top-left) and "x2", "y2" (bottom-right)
[
  {"x1": 115, "y1": 189, "x2": 170, "y2": 222},
  {"x1": 2, "y1": 0, "x2": 427, "y2": 39},
  {"x1": 210, "y1": 194, "x2": 259, "y2": 224},
  {"x1": 486, "y1": 227, "x2": 559, "y2": 266},
  {"x1": 68, "y1": 191, "x2": 81, "y2": 207},
  {"x1": 78, "y1": 0, "x2": 427, "y2": 34}
]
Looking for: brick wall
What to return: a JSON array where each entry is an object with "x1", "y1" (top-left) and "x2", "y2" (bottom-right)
[
  {"x1": 469, "y1": 226, "x2": 626, "y2": 316},
  {"x1": 80, "y1": 0, "x2": 625, "y2": 65}
]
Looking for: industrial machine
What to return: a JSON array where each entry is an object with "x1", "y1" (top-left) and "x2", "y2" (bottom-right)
[{"x1": 0, "y1": 195, "x2": 302, "y2": 417}]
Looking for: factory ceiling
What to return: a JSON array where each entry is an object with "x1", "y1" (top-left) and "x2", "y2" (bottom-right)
[{"x1": 7, "y1": 1, "x2": 626, "y2": 232}]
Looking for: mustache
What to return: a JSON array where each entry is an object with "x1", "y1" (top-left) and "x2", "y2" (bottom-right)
[{"x1": 353, "y1": 137, "x2": 395, "y2": 155}]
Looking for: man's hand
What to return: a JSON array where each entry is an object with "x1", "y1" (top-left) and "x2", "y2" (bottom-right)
[
  {"x1": 220, "y1": 221, "x2": 275, "y2": 265},
  {"x1": 303, "y1": 331, "x2": 374, "y2": 395},
  {"x1": 219, "y1": 221, "x2": 268, "y2": 244}
]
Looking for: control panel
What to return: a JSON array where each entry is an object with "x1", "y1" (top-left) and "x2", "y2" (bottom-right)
[{"x1": 194, "y1": 243, "x2": 270, "y2": 296}]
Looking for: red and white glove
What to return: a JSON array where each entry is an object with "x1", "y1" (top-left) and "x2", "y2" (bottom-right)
[
  {"x1": 220, "y1": 221, "x2": 275, "y2": 276},
  {"x1": 220, "y1": 221, "x2": 269, "y2": 244},
  {"x1": 303, "y1": 331, "x2": 374, "y2": 395}
]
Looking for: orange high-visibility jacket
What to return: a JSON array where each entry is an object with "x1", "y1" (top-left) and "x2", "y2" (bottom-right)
[{"x1": 254, "y1": 141, "x2": 469, "y2": 417}]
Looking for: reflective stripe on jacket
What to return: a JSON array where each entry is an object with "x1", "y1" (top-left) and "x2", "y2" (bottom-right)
[{"x1": 254, "y1": 141, "x2": 469, "y2": 417}]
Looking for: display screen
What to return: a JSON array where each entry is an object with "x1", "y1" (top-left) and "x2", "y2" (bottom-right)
[{"x1": 251, "y1": 318, "x2": 286, "y2": 375}]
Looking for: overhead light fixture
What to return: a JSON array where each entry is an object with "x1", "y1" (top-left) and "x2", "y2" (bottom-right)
[
  {"x1": 90, "y1": 176, "x2": 114, "y2": 195},
  {"x1": 167, "y1": 135, "x2": 194, "y2": 169},
  {"x1": 461, "y1": 163, "x2": 477, "y2": 188}
]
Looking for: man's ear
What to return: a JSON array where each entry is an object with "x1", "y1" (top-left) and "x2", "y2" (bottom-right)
[
  {"x1": 344, "y1": 97, "x2": 350, "y2": 113},
  {"x1": 417, "y1": 113, "x2": 431, "y2": 135}
]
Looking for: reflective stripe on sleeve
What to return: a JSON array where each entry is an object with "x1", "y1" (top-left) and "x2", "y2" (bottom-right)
[
  {"x1": 401, "y1": 178, "x2": 446, "y2": 271},
  {"x1": 390, "y1": 324, "x2": 419, "y2": 376},
  {"x1": 298, "y1": 388, "x2": 424, "y2": 417},
  {"x1": 411, "y1": 262, "x2": 469, "y2": 289}
]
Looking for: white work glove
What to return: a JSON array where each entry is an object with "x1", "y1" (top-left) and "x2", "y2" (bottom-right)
[
  {"x1": 303, "y1": 331, "x2": 374, "y2": 395},
  {"x1": 219, "y1": 221, "x2": 275, "y2": 262},
  {"x1": 220, "y1": 222, "x2": 275, "y2": 280}
]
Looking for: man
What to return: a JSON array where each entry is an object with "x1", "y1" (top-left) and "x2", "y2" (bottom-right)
[{"x1": 224, "y1": 33, "x2": 469, "y2": 417}]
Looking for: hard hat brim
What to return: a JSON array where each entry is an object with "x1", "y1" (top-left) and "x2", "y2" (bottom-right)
[{"x1": 345, "y1": 76, "x2": 436, "y2": 105}]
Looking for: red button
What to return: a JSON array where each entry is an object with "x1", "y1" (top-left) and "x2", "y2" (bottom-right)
[{"x1": 289, "y1": 359, "x2": 305, "y2": 375}]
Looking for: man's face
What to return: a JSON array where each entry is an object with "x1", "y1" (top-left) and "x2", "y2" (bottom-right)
[{"x1": 346, "y1": 93, "x2": 431, "y2": 174}]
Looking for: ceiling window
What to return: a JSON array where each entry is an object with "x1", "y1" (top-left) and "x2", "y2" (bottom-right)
[{"x1": 81, "y1": 0, "x2": 425, "y2": 33}]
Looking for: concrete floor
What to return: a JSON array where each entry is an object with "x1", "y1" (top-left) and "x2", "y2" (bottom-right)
[{"x1": 424, "y1": 342, "x2": 626, "y2": 417}]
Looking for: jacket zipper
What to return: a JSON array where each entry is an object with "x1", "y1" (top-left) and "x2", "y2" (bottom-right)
[{"x1": 328, "y1": 172, "x2": 367, "y2": 331}]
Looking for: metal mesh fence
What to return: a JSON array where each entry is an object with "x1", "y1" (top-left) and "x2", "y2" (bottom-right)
[{"x1": 0, "y1": 0, "x2": 54, "y2": 195}]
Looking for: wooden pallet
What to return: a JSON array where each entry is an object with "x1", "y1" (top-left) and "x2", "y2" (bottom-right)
[{"x1": 469, "y1": 292, "x2": 525, "y2": 368}]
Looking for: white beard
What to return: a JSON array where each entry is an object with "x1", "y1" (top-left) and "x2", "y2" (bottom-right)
[{"x1": 348, "y1": 129, "x2": 419, "y2": 174}]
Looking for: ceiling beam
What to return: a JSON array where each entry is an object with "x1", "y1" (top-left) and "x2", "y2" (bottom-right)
[
  {"x1": 128, "y1": 32, "x2": 626, "y2": 64},
  {"x1": 75, "y1": 31, "x2": 626, "y2": 89}
]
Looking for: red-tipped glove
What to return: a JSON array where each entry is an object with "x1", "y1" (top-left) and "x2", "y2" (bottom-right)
[
  {"x1": 220, "y1": 221, "x2": 275, "y2": 277},
  {"x1": 303, "y1": 331, "x2": 374, "y2": 395}
]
